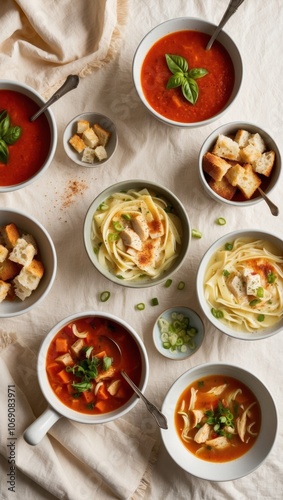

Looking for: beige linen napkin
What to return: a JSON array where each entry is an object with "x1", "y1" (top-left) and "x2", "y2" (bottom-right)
[
  {"x1": 0, "y1": 335, "x2": 157, "y2": 500},
  {"x1": 0, "y1": 0, "x2": 127, "y2": 97}
]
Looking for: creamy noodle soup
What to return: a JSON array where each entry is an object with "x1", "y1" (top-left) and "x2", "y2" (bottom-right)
[
  {"x1": 204, "y1": 237, "x2": 283, "y2": 332},
  {"x1": 175, "y1": 375, "x2": 261, "y2": 463},
  {"x1": 91, "y1": 188, "x2": 182, "y2": 281}
]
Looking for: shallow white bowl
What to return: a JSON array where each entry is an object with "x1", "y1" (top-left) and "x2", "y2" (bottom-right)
[
  {"x1": 161, "y1": 362, "x2": 277, "y2": 481},
  {"x1": 198, "y1": 121, "x2": 281, "y2": 207},
  {"x1": 63, "y1": 112, "x2": 118, "y2": 167},
  {"x1": 153, "y1": 306, "x2": 204, "y2": 360},
  {"x1": 196, "y1": 229, "x2": 283, "y2": 340},
  {"x1": 0, "y1": 208, "x2": 57, "y2": 317},
  {"x1": 84, "y1": 179, "x2": 191, "y2": 288},
  {"x1": 0, "y1": 80, "x2": 57, "y2": 193},
  {"x1": 132, "y1": 17, "x2": 242, "y2": 128}
]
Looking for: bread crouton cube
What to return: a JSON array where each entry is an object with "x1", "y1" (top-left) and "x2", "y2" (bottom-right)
[
  {"x1": 0, "y1": 244, "x2": 9, "y2": 263},
  {"x1": 94, "y1": 145, "x2": 108, "y2": 162},
  {"x1": 203, "y1": 152, "x2": 232, "y2": 181},
  {"x1": 240, "y1": 144, "x2": 262, "y2": 163},
  {"x1": 77, "y1": 120, "x2": 90, "y2": 134},
  {"x1": 82, "y1": 128, "x2": 100, "y2": 148},
  {"x1": 13, "y1": 277, "x2": 32, "y2": 301},
  {"x1": 1, "y1": 223, "x2": 20, "y2": 249},
  {"x1": 208, "y1": 176, "x2": 237, "y2": 200},
  {"x1": 9, "y1": 238, "x2": 36, "y2": 266},
  {"x1": 69, "y1": 134, "x2": 86, "y2": 154},
  {"x1": 0, "y1": 280, "x2": 11, "y2": 303},
  {"x1": 248, "y1": 133, "x2": 266, "y2": 153},
  {"x1": 227, "y1": 163, "x2": 261, "y2": 199},
  {"x1": 212, "y1": 134, "x2": 241, "y2": 161},
  {"x1": 93, "y1": 123, "x2": 111, "y2": 147},
  {"x1": 16, "y1": 259, "x2": 44, "y2": 291},
  {"x1": 234, "y1": 129, "x2": 251, "y2": 148},
  {"x1": 225, "y1": 163, "x2": 244, "y2": 187},
  {"x1": 252, "y1": 150, "x2": 275, "y2": 177},
  {"x1": 81, "y1": 147, "x2": 96, "y2": 164},
  {"x1": 0, "y1": 259, "x2": 21, "y2": 281}
]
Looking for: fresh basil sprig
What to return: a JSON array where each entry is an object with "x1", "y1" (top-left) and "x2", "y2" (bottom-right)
[
  {"x1": 0, "y1": 110, "x2": 22, "y2": 164},
  {"x1": 165, "y1": 54, "x2": 208, "y2": 105}
]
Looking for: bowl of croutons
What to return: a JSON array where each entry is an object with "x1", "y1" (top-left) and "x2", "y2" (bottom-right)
[
  {"x1": 198, "y1": 122, "x2": 281, "y2": 207},
  {"x1": 63, "y1": 112, "x2": 118, "y2": 167},
  {"x1": 0, "y1": 208, "x2": 57, "y2": 317}
]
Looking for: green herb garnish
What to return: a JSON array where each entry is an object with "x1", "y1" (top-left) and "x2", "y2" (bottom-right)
[
  {"x1": 165, "y1": 54, "x2": 208, "y2": 105},
  {"x1": 0, "y1": 110, "x2": 21, "y2": 164},
  {"x1": 205, "y1": 400, "x2": 235, "y2": 437}
]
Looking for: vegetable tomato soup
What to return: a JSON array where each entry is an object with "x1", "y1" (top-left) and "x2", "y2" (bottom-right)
[
  {"x1": 46, "y1": 316, "x2": 142, "y2": 415},
  {"x1": 175, "y1": 374, "x2": 261, "y2": 462},
  {"x1": 141, "y1": 30, "x2": 235, "y2": 123},
  {"x1": 0, "y1": 90, "x2": 51, "y2": 186}
]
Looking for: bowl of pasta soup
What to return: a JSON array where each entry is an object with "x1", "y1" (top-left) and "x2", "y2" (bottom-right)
[
  {"x1": 84, "y1": 180, "x2": 190, "y2": 287},
  {"x1": 196, "y1": 230, "x2": 283, "y2": 340}
]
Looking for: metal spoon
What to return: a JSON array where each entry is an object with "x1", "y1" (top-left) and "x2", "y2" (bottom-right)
[
  {"x1": 206, "y1": 0, "x2": 246, "y2": 50},
  {"x1": 257, "y1": 187, "x2": 279, "y2": 216},
  {"x1": 121, "y1": 370, "x2": 168, "y2": 430},
  {"x1": 30, "y1": 74, "x2": 79, "y2": 122}
]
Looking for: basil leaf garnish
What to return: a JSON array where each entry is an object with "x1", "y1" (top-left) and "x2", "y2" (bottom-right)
[
  {"x1": 0, "y1": 139, "x2": 8, "y2": 164},
  {"x1": 3, "y1": 126, "x2": 22, "y2": 145},
  {"x1": 0, "y1": 112, "x2": 10, "y2": 137},
  {"x1": 165, "y1": 53, "x2": 208, "y2": 105},
  {"x1": 0, "y1": 110, "x2": 22, "y2": 164}
]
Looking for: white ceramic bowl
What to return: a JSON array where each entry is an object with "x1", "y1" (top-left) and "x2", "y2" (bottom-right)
[
  {"x1": 196, "y1": 229, "x2": 283, "y2": 340},
  {"x1": 132, "y1": 17, "x2": 242, "y2": 128},
  {"x1": 0, "y1": 208, "x2": 57, "y2": 317},
  {"x1": 84, "y1": 179, "x2": 191, "y2": 288},
  {"x1": 153, "y1": 306, "x2": 204, "y2": 360},
  {"x1": 23, "y1": 311, "x2": 149, "y2": 445},
  {"x1": 63, "y1": 112, "x2": 118, "y2": 167},
  {"x1": 161, "y1": 362, "x2": 277, "y2": 481},
  {"x1": 198, "y1": 121, "x2": 281, "y2": 207},
  {"x1": 0, "y1": 80, "x2": 57, "y2": 192}
]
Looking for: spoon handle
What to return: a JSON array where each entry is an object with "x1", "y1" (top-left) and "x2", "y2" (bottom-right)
[
  {"x1": 258, "y1": 187, "x2": 279, "y2": 216},
  {"x1": 30, "y1": 75, "x2": 79, "y2": 122},
  {"x1": 206, "y1": 0, "x2": 246, "y2": 50},
  {"x1": 121, "y1": 370, "x2": 168, "y2": 429}
]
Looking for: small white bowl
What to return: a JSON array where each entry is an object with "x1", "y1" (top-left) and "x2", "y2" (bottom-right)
[
  {"x1": 133, "y1": 17, "x2": 242, "y2": 128},
  {"x1": 196, "y1": 229, "x2": 283, "y2": 340},
  {"x1": 153, "y1": 306, "x2": 204, "y2": 360},
  {"x1": 198, "y1": 121, "x2": 281, "y2": 207},
  {"x1": 63, "y1": 112, "x2": 118, "y2": 167},
  {"x1": 0, "y1": 208, "x2": 57, "y2": 317},
  {"x1": 161, "y1": 362, "x2": 277, "y2": 481},
  {"x1": 83, "y1": 180, "x2": 191, "y2": 288},
  {"x1": 0, "y1": 80, "x2": 57, "y2": 193}
]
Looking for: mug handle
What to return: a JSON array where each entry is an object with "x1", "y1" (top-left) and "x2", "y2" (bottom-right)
[{"x1": 23, "y1": 406, "x2": 62, "y2": 446}]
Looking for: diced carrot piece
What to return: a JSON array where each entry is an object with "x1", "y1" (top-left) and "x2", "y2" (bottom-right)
[
  {"x1": 55, "y1": 338, "x2": 69, "y2": 353},
  {"x1": 171, "y1": 94, "x2": 182, "y2": 108},
  {"x1": 54, "y1": 385, "x2": 63, "y2": 395},
  {"x1": 96, "y1": 383, "x2": 109, "y2": 400},
  {"x1": 82, "y1": 390, "x2": 94, "y2": 403},
  {"x1": 57, "y1": 369, "x2": 73, "y2": 384},
  {"x1": 71, "y1": 398, "x2": 80, "y2": 406},
  {"x1": 95, "y1": 400, "x2": 108, "y2": 412},
  {"x1": 94, "y1": 350, "x2": 107, "y2": 359},
  {"x1": 46, "y1": 362, "x2": 60, "y2": 378}
]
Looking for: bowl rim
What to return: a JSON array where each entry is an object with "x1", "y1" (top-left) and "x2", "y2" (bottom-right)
[
  {"x1": 132, "y1": 17, "x2": 243, "y2": 128},
  {"x1": 63, "y1": 111, "x2": 118, "y2": 168},
  {"x1": 83, "y1": 179, "x2": 191, "y2": 288},
  {"x1": 198, "y1": 120, "x2": 282, "y2": 206},
  {"x1": 196, "y1": 229, "x2": 283, "y2": 340},
  {"x1": 160, "y1": 361, "x2": 278, "y2": 481},
  {"x1": 0, "y1": 207, "x2": 57, "y2": 318},
  {"x1": 0, "y1": 80, "x2": 57, "y2": 193}
]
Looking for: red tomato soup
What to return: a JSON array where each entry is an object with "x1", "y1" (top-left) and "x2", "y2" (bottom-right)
[
  {"x1": 175, "y1": 375, "x2": 261, "y2": 462},
  {"x1": 141, "y1": 31, "x2": 235, "y2": 123},
  {"x1": 0, "y1": 90, "x2": 51, "y2": 186},
  {"x1": 46, "y1": 316, "x2": 142, "y2": 415}
]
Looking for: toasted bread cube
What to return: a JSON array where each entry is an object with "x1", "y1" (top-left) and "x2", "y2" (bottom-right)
[
  {"x1": 13, "y1": 277, "x2": 32, "y2": 301},
  {"x1": 9, "y1": 238, "x2": 36, "y2": 266},
  {"x1": 69, "y1": 134, "x2": 86, "y2": 153},
  {"x1": 225, "y1": 163, "x2": 244, "y2": 187},
  {"x1": 0, "y1": 244, "x2": 9, "y2": 263},
  {"x1": 77, "y1": 120, "x2": 90, "y2": 134},
  {"x1": 1, "y1": 223, "x2": 20, "y2": 249},
  {"x1": 81, "y1": 147, "x2": 96, "y2": 164},
  {"x1": 82, "y1": 128, "x2": 100, "y2": 148},
  {"x1": 208, "y1": 176, "x2": 237, "y2": 200},
  {"x1": 234, "y1": 129, "x2": 251, "y2": 148},
  {"x1": 226, "y1": 163, "x2": 261, "y2": 199},
  {"x1": 240, "y1": 144, "x2": 262, "y2": 163},
  {"x1": 248, "y1": 133, "x2": 266, "y2": 153},
  {"x1": 94, "y1": 145, "x2": 108, "y2": 161},
  {"x1": 203, "y1": 152, "x2": 232, "y2": 181},
  {"x1": 212, "y1": 134, "x2": 241, "y2": 161},
  {"x1": 0, "y1": 259, "x2": 20, "y2": 281},
  {"x1": 0, "y1": 280, "x2": 11, "y2": 303},
  {"x1": 252, "y1": 150, "x2": 275, "y2": 177},
  {"x1": 93, "y1": 123, "x2": 111, "y2": 147},
  {"x1": 16, "y1": 259, "x2": 44, "y2": 291}
]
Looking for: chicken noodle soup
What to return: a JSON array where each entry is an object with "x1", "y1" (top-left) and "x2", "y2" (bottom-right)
[
  {"x1": 204, "y1": 237, "x2": 283, "y2": 332},
  {"x1": 175, "y1": 375, "x2": 261, "y2": 463},
  {"x1": 46, "y1": 316, "x2": 142, "y2": 414},
  {"x1": 91, "y1": 188, "x2": 182, "y2": 281}
]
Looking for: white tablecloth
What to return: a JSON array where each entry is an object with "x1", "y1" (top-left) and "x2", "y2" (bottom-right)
[{"x1": 1, "y1": 0, "x2": 283, "y2": 498}]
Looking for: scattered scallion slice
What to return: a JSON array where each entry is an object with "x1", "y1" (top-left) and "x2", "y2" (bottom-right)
[
  {"x1": 151, "y1": 297, "x2": 159, "y2": 306},
  {"x1": 100, "y1": 291, "x2": 110, "y2": 302},
  {"x1": 136, "y1": 302, "x2": 145, "y2": 310},
  {"x1": 165, "y1": 279, "x2": 172, "y2": 288},
  {"x1": 216, "y1": 217, "x2": 226, "y2": 225},
  {"x1": 177, "y1": 281, "x2": 185, "y2": 290},
  {"x1": 192, "y1": 229, "x2": 202, "y2": 239},
  {"x1": 157, "y1": 311, "x2": 198, "y2": 354}
]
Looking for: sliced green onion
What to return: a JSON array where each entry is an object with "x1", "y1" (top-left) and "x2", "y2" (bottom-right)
[
  {"x1": 165, "y1": 279, "x2": 172, "y2": 288},
  {"x1": 258, "y1": 314, "x2": 265, "y2": 322},
  {"x1": 223, "y1": 269, "x2": 230, "y2": 277},
  {"x1": 216, "y1": 217, "x2": 226, "y2": 225},
  {"x1": 257, "y1": 287, "x2": 264, "y2": 298},
  {"x1": 151, "y1": 297, "x2": 159, "y2": 306},
  {"x1": 177, "y1": 281, "x2": 185, "y2": 290},
  {"x1": 98, "y1": 202, "x2": 108, "y2": 211},
  {"x1": 249, "y1": 299, "x2": 261, "y2": 307},
  {"x1": 136, "y1": 302, "x2": 145, "y2": 310},
  {"x1": 267, "y1": 271, "x2": 276, "y2": 284},
  {"x1": 100, "y1": 291, "x2": 110, "y2": 302},
  {"x1": 158, "y1": 311, "x2": 198, "y2": 354},
  {"x1": 122, "y1": 213, "x2": 131, "y2": 221},
  {"x1": 211, "y1": 307, "x2": 224, "y2": 319},
  {"x1": 225, "y1": 243, "x2": 233, "y2": 251},
  {"x1": 192, "y1": 229, "x2": 202, "y2": 239},
  {"x1": 108, "y1": 232, "x2": 119, "y2": 242},
  {"x1": 112, "y1": 221, "x2": 124, "y2": 231}
]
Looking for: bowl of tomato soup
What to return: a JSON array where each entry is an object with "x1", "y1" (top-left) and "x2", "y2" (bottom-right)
[
  {"x1": 23, "y1": 311, "x2": 149, "y2": 446},
  {"x1": 161, "y1": 363, "x2": 277, "y2": 481},
  {"x1": 0, "y1": 80, "x2": 57, "y2": 192},
  {"x1": 133, "y1": 18, "x2": 242, "y2": 127}
]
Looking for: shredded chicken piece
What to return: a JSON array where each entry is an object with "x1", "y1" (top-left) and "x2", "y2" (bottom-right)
[{"x1": 194, "y1": 423, "x2": 210, "y2": 443}]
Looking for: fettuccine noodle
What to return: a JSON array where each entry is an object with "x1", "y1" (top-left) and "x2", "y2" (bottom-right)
[
  {"x1": 204, "y1": 237, "x2": 283, "y2": 332},
  {"x1": 91, "y1": 188, "x2": 182, "y2": 281}
]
